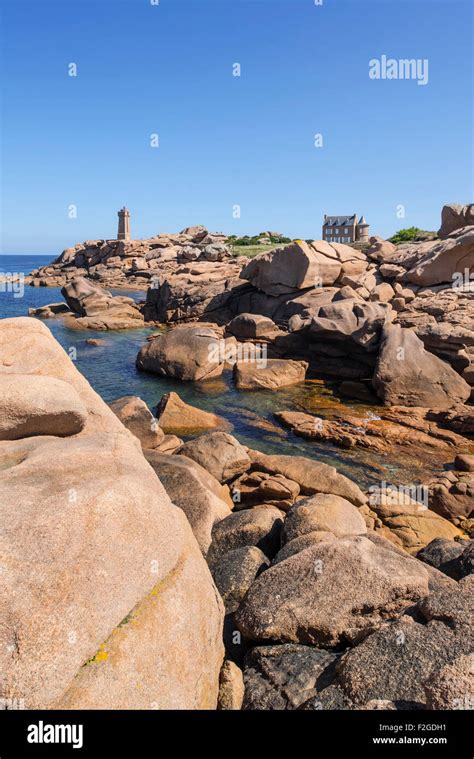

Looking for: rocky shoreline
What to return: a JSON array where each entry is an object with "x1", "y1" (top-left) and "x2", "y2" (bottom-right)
[
  {"x1": 1, "y1": 203, "x2": 472, "y2": 710},
  {"x1": 29, "y1": 206, "x2": 474, "y2": 387}
]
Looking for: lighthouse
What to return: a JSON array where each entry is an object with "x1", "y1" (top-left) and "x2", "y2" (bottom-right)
[{"x1": 117, "y1": 207, "x2": 131, "y2": 241}]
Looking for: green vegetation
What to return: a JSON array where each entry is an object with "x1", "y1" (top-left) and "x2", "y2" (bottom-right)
[
  {"x1": 227, "y1": 233, "x2": 291, "y2": 247},
  {"x1": 229, "y1": 243, "x2": 278, "y2": 259},
  {"x1": 388, "y1": 227, "x2": 424, "y2": 244},
  {"x1": 227, "y1": 233, "x2": 292, "y2": 259}
]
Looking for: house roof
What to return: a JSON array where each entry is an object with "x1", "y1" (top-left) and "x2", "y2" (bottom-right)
[{"x1": 323, "y1": 215, "x2": 357, "y2": 227}]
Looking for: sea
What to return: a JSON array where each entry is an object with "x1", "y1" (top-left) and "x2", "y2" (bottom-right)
[{"x1": 0, "y1": 254, "x2": 427, "y2": 487}]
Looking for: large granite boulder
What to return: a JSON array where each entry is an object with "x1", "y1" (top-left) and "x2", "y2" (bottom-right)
[
  {"x1": 338, "y1": 615, "x2": 472, "y2": 708},
  {"x1": 225, "y1": 313, "x2": 282, "y2": 341},
  {"x1": 233, "y1": 358, "x2": 308, "y2": 390},
  {"x1": 373, "y1": 324, "x2": 471, "y2": 409},
  {"x1": 417, "y1": 538, "x2": 473, "y2": 580},
  {"x1": 240, "y1": 240, "x2": 368, "y2": 296},
  {"x1": 285, "y1": 299, "x2": 395, "y2": 380},
  {"x1": 281, "y1": 494, "x2": 367, "y2": 542},
  {"x1": 61, "y1": 277, "x2": 109, "y2": 315},
  {"x1": 0, "y1": 374, "x2": 87, "y2": 440},
  {"x1": 366, "y1": 236, "x2": 397, "y2": 262},
  {"x1": 395, "y1": 284, "x2": 474, "y2": 382},
  {"x1": 155, "y1": 391, "x2": 227, "y2": 434},
  {"x1": 142, "y1": 260, "x2": 243, "y2": 323},
  {"x1": 424, "y1": 654, "x2": 474, "y2": 709},
  {"x1": 235, "y1": 536, "x2": 430, "y2": 647},
  {"x1": 109, "y1": 395, "x2": 165, "y2": 449},
  {"x1": 230, "y1": 470, "x2": 300, "y2": 511},
  {"x1": 211, "y1": 546, "x2": 269, "y2": 612},
  {"x1": 136, "y1": 325, "x2": 226, "y2": 381},
  {"x1": 273, "y1": 531, "x2": 337, "y2": 564},
  {"x1": 144, "y1": 451, "x2": 230, "y2": 554},
  {"x1": 0, "y1": 318, "x2": 224, "y2": 709},
  {"x1": 240, "y1": 240, "x2": 335, "y2": 296},
  {"x1": 61, "y1": 277, "x2": 144, "y2": 330},
  {"x1": 178, "y1": 432, "x2": 251, "y2": 483},
  {"x1": 337, "y1": 577, "x2": 472, "y2": 708},
  {"x1": 298, "y1": 300, "x2": 395, "y2": 349},
  {"x1": 404, "y1": 227, "x2": 474, "y2": 286},
  {"x1": 242, "y1": 645, "x2": 338, "y2": 710},
  {"x1": 427, "y1": 469, "x2": 474, "y2": 522},
  {"x1": 369, "y1": 485, "x2": 464, "y2": 552},
  {"x1": 247, "y1": 450, "x2": 367, "y2": 507},
  {"x1": 207, "y1": 505, "x2": 285, "y2": 566},
  {"x1": 438, "y1": 203, "x2": 474, "y2": 238}
]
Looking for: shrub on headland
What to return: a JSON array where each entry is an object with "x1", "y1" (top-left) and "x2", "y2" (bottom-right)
[{"x1": 388, "y1": 227, "x2": 433, "y2": 244}]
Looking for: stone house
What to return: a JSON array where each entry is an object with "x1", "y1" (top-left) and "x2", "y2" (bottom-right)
[{"x1": 322, "y1": 214, "x2": 369, "y2": 244}]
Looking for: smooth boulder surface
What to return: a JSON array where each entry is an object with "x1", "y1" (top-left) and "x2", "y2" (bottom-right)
[
  {"x1": 0, "y1": 374, "x2": 87, "y2": 440},
  {"x1": 236, "y1": 536, "x2": 430, "y2": 647},
  {"x1": 207, "y1": 505, "x2": 285, "y2": 566},
  {"x1": 273, "y1": 531, "x2": 337, "y2": 564},
  {"x1": 369, "y1": 486, "x2": 463, "y2": 552},
  {"x1": 0, "y1": 318, "x2": 224, "y2": 709},
  {"x1": 248, "y1": 450, "x2": 367, "y2": 507},
  {"x1": 240, "y1": 240, "x2": 331, "y2": 296},
  {"x1": 61, "y1": 277, "x2": 144, "y2": 330},
  {"x1": 109, "y1": 395, "x2": 165, "y2": 449},
  {"x1": 211, "y1": 546, "x2": 269, "y2": 612},
  {"x1": 438, "y1": 203, "x2": 474, "y2": 238},
  {"x1": 455, "y1": 453, "x2": 474, "y2": 472},
  {"x1": 373, "y1": 324, "x2": 471, "y2": 409},
  {"x1": 417, "y1": 538, "x2": 468, "y2": 579},
  {"x1": 234, "y1": 358, "x2": 308, "y2": 390},
  {"x1": 404, "y1": 227, "x2": 474, "y2": 286},
  {"x1": 226, "y1": 313, "x2": 282, "y2": 341},
  {"x1": 61, "y1": 277, "x2": 109, "y2": 315},
  {"x1": 282, "y1": 494, "x2": 367, "y2": 542},
  {"x1": 136, "y1": 325, "x2": 226, "y2": 381},
  {"x1": 145, "y1": 450, "x2": 230, "y2": 554},
  {"x1": 178, "y1": 432, "x2": 251, "y2": 483},
  {"x1": 156, "y1": 391, "x2": 227, "y2": 434},
  {"x1": 240, "y1": 239, "x2": 368, "y2": 296},
  {"x1": 302, "y1": 300, "x2": 394, "y2": 350}
]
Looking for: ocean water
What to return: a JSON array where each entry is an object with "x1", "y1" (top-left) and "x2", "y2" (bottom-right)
[{"x1": 0, "y1": 255, "x2": 433, "y2": 488}]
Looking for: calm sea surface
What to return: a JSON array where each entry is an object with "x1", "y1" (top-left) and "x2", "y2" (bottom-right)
[{"x1": 0, "y1": 255, "x2": 438, "y2": 488}]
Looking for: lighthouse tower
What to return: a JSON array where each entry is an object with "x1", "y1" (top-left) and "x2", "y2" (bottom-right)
[{"x1": 117, "y1": 207, "x2": 131, "y2": 241}]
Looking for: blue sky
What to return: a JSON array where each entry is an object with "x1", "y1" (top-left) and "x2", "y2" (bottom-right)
[{"x1": 0, "y1": 0, "x2": 472, "y2": 254}]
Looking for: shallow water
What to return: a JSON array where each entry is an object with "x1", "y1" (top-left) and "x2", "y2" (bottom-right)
[{"x1": 0, "y1": 255, "x2": 447, "y2": 488}]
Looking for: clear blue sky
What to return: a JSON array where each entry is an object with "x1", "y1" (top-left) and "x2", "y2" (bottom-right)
[{"x1": 0, "y1": 0, "x2": 472, "y2": 254}]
